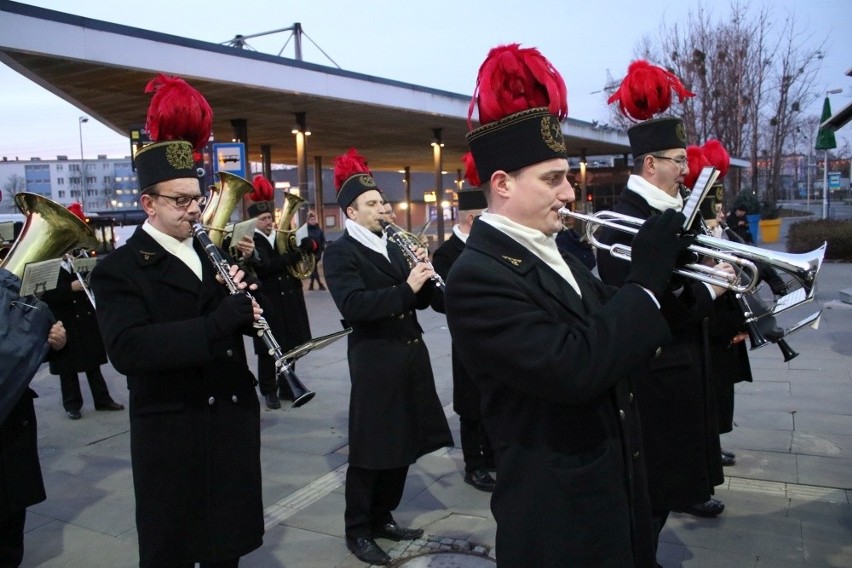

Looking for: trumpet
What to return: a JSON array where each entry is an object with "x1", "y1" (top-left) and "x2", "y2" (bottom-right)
[
  {"x1": 559, "y1": 207, "x2": 826, "y2": 298},
  {"x1": 191, "y1": 222, "x2": 316, "y2": 408},
  {"x1": 380, "y1": 220, "x2": 445, "y2": 289}
]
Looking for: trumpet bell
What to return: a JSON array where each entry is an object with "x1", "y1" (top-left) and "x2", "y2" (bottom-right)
[{"x1": 1, "y1": 193, "x2": 98, "y2": 280}]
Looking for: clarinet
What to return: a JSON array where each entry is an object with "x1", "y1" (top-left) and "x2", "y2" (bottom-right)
[
  {"x1": 379, "y1": 220, "x2": 445, "y2": 289},
  {"x1": 191, "y1": 223, "x2": 316, "y2": 407}
]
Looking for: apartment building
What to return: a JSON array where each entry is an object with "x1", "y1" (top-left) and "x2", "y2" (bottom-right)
[{"x1": 0, "y1": 155, "x2": 139, "y2": 214}]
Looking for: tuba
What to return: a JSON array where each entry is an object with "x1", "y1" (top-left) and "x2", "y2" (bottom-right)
[
  {"x1": 1, "y1": 193, "x2": 98, "y2": 280},
  {"x1": 275, "y1": 192, "x2": 315, "y2": 279},
  {"x1": 200, "y1": 171, "x2": 254, "y2": 248}
]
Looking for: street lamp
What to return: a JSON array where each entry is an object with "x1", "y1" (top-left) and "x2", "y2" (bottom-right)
[{"x1": 79, "y1": 116, "x2": 89, "y2": 210}]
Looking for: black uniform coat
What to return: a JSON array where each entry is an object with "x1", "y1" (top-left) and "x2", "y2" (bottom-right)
[
  {"x1": 90, "y1": 227, "x2": 263, "y2": 566},
  {"x1": 430, "y1": 233, "x2": 481, "y2": 420},
  {"x1": 597, "y1": 188, "x2": 724, "y2": 510},
  {"x1": 708, "y1": 294, "x2": 753, "y2": 433},
  {"x1": 445, "y1": 219, "x2": 670, "y2": 568},
  {"x1": 323, "y1": 231, "x2": 452, "y2": 470},
  {"x1": 41, "y1": 267, "x2": 108, "y2": 374},
  {"x1": 251, "y1": 232, "x2": 311, "y2": 352},
  {"x1": 0, "y1": 390, "x2": 45, "y2": 521}
]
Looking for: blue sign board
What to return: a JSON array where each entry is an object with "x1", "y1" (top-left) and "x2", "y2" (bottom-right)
[
  {"x1": 212, "y1": 143, "x2": 246, "y2": 180},
  {"x1": 828, "y1": 172, "x2": 841, "y2": 189}
]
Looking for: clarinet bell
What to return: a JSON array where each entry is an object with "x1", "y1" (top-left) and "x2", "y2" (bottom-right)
[{"x1": 777, "y1": 339, "x2": 799, "y2": 362}]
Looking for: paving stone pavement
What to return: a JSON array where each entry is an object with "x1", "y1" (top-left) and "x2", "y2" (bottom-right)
[{"x1": 17, "y1": 234, "x2": 852, "y2": 567}]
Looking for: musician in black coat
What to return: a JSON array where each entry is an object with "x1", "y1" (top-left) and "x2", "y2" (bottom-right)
[
  {"x1": 445, "y1": 45, "x2": 694, "y2": 568},
  {"x1": 430, "y1": 188, "x2": 495, "y2": 492},
  {"x1": 0, "y1": 282, "x2": 66, "y2": 568},
  {"x1": 324, "y1": 151, "x2": 453, "y2": 566},
  {"x1": 90, "y1": 129, "x2": 264, "y2": 567},
  {"x1": 41, "y1": 262, "x2": 124, "y2": 419},
  {"x1": 596, "y1": 118, "x2": 730, "y2": 539},
  {"x1": 244, "y1": 183, "x2": 313, "y2": 409}
]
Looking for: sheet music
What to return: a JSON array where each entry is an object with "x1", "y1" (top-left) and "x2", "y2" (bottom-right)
[
  {"x1": 0, "y1": 221, "x2": 14, "y2": 242},
  {"x1": 682, "y1": 167, "x2": 719, "y2": 230},
  {"x1": 72, "y1": 256, "x2": 97, "y2": 276},
  {"x1": 20, "y1": 259, "x2": 62, "y2": 296},
  {"x1": 228, "y1": 219, "x2": 257, "y2": 246},
  {"x1": 295, "y1": 223, "x2": 308, "y2": 244}
]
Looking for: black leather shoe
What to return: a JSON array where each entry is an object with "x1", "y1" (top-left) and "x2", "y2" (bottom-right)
[
  {"x1": 264, "y1": 393, "x2": 281, "y2": 410},
  {"x1": 464, "y1": 467, "x2": 496, "y2": 492},
  {"x1": 721, "y1": 450, "x2": 736, "y2": 460},
  {"x1": 95, "y1": 401, "x2": 125, "y2": 411},
  {"x1": 66, "y1": 410, "x2": 81, "y2": 420},
  {"x1": 675, "y1": 498, "x2": 725, "y2": 518},
  {"x1": 346, "y1": 537, "x2": 390, "y2": 565},
  {"x1": 721, "y1": 452, "x2": 737, "y2": 467},
  {"x1": 372, "y1": 521, "x2": 423, "y2": 541}
]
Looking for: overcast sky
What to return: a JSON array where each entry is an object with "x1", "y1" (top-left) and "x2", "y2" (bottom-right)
[{"x1": 1, "y1": 0, "x2": 849, "y2": 161}]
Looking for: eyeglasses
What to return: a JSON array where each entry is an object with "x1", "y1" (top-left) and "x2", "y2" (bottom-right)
[
  {"x1": 652, "y1": 155, "x2": 688, "y2": 169},
  {"x1": 150, "y1": 193, "x2": 208, "y2": 209}
]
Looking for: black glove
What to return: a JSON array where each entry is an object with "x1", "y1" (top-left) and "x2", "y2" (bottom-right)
[
  {"x1": 206, "y1": 294, "x2": 255, "y2": 339},
  {"x1": 299, "y1": 237, "x2": 318, "y2": 253},
  {"x1": 627, "y1": 209, "x2": 694, "y2": 298}
]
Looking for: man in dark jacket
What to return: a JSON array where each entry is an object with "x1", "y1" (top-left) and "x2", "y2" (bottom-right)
[
  {"x1": 324, "y1": 148, "x2": 453, "y2": 566},
  {"x1": 445, "y1": 44, "x2": 692, "y2": 567},
  {"x1": 245, "y1": 176, "x2": 313, "y2": 409},
  {"x1": 42, "y1": 254, "x2": 124, "y2": 419},
  {"x1": 431, "y1": 186, "x2": 495, "y2": 492},
  {"x1": 306, "y1": 210, "x2": 327, "y2": 290},
  {"x1": 0, "y1": 289, "x2": 65, "y2": 568},
  {"x1": 596, "y1": 117, "x2": 732, "y2": 542},
  {"x1": 90, "y1": 75, "x2": 264, "y2": 568}
]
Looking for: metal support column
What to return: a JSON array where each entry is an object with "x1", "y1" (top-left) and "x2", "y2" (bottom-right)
[{"x1": 432, "y1": 128, "x2": 445, "y2": 246}]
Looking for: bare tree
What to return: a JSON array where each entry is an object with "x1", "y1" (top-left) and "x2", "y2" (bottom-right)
[
  {"x1": 1, "y1": 174, "x2": 26, "y2": 214},
  {"x1": 610, "y1": 1, "x2": 824, "y2": 209}
]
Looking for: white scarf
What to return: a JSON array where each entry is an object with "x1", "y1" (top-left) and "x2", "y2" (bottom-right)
[
  {"x1": 255, "y1": 227, "x2": 276, "y2": 250},
  {"x1": 345, "y1": 218, "x2": 390, "y2": 262},
  {"x1": 627, "y1": 174, "x2": 684, "y2": 212},
  {"x1": 142, "y1": 220, "x2": 203, "y2": 280},
  {"x1": 452, "y1": 224, "x2": 470, "y2": 243},
  {"x1": 480, "y1": 212, "x2": 581, "y2": 296}
]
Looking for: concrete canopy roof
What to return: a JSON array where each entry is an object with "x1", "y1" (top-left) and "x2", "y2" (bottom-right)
[{"x1": 0, "y1": 1, "x2": 631, "y2": 173}]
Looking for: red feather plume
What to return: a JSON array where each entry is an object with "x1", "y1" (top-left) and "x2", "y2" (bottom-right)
[
  {"x1": 468, "y1": 43, "x2": 568, "y2": 128},
  {"x1": 462, "y1": 152, "x2": 481, "y2": 188},
  {"x1": 607, "y1": 60, "x2": 695, "y2": 121},
  {"x1": 144, "y1": 74, "x2": 213, "y2": 152},
  {"x1": 249, "y1": 175, "x2": 274, "y2": 202},
  {"x1": 683, "y1": 145, "x2": 710, "y2": 190},
  {"x1": 702, "y1": 139, "x2": 730, "y2": 179},
  {"x1": 333, "y1": 148, "x2": 371, "y2": 191},
  {"x1": 67, "y1": 202, "x2": 86, "y2": 221}
]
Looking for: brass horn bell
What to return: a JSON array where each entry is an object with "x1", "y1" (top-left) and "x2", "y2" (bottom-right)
[{"x1": 0, "y1": 193, "x2": 98, "y2": 280}]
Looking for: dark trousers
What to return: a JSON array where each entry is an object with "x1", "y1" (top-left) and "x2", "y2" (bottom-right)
[
  {"x1": 344, "y1": 465, "x2": 408, "y2": 539},
  {"x1": 0, "y1": 509, "x2": 26, "y2": 568},
  {"x1": 308, "y1": 265, "x2": 324, "y2": 288},
  {"x1": 256, "y1": 355, "x2": 295, "y2": 399},
  {"x1": 59, "y1": 368, "x2": 112, "y2": 412},
  {"x1": 459, "y1": 417, "x2": 494, "y2": 472}
]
